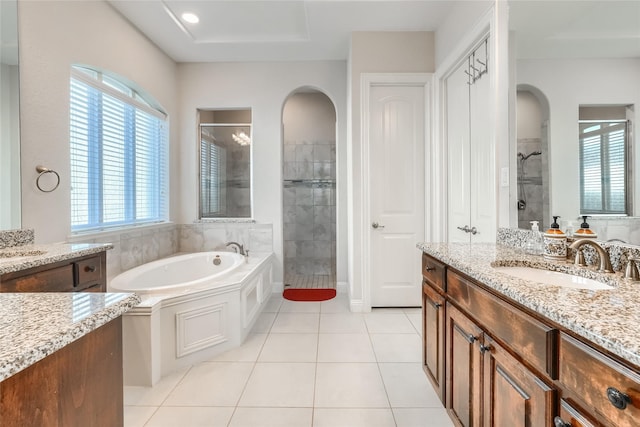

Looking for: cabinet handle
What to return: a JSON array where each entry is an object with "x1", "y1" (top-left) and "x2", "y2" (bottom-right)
[
  {"x1": 606, "y1": 386, "x2": 631, "y2": 410},
  {"x1": 553, "y1": 416, "x2": 570, "y2": 427},
  {"x1": 425, "y1": 266, "x2": 436, "y2": 272},
  {"x1": 457, "y1": 225, "x2": 471, "y2": 233},
  {"x1": 84, "y1": 265, "x2": 97, "y2": 273},
  {"x1": 429, "y1": 301, "x2": 442, "y2": 310},
  {"x1": 466, "y1": 334, "x2": 478, "y2": 344},
  {"x1": 479, "y1": 344, "x2": 492, "y2": 354},
  {"x1": 469, "y1": 226, "x2": 478, "y2": 235}
]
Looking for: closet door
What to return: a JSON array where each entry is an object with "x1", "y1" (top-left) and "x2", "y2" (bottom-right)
[
  {"x1": 469, "y1": 43, "x2": 495, "y2": 242},
  {"x1": 446, "y1": 61, "x2": 471, "y2": 243}
]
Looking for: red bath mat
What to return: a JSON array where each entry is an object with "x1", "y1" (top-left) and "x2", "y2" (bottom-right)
[{"x1": 283, "y1": 288, "x2": 336, "y2": 302}]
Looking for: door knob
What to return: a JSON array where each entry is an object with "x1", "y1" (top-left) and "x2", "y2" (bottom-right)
[{"x1": 372, "y1": 222, "x2": 385, "y2": 229}]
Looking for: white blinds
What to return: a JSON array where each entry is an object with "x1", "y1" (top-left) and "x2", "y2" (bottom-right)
[
  {"x1": 579, "y1": 121, "x2": 628, "y2": 215},
  {"x1": 200, "y1": 135, "x2": 225, "y2": 217},
  {"x1": 70, "y1": 70, "x2": 168, "y2": 232}
]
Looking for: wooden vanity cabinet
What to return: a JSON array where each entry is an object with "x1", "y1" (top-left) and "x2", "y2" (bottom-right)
[
  {"x1": 0, "y1": 252, "x2": 106, "y2": 292},
  {"x1": 421, "y1": 252, "x2": 640, "y2": 426},
  {"x1": 422, "y1": 254, "x2": 447, "y2": 402}
]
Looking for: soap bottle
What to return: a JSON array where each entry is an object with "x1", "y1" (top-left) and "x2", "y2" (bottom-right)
[
  {"x1": 543, "y1": 216, "x2": 567, "y2": 261},
  {"x1": 525, "y1": 221, "x2": 543, "y2": 255},
  {"x1": 573, "y1": 215, "x2": 597, "y2": 239}
]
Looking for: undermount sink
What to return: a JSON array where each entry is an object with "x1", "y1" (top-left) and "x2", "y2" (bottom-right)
[{"x1": 492, "y1": 266, "x2": 613, "y2": 290}]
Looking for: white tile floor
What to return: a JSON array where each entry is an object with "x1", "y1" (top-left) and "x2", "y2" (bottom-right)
[{"x1": 124, "y1": 293, "x2": 454, "y2": 427}]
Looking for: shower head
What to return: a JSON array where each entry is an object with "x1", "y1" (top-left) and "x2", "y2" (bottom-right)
[{"x1": 518, "y1": 151, "x2": 542, "y2": 161}]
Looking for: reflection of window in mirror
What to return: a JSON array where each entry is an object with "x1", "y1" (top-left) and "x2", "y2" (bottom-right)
[
  {"x1": 578, "y1": 105, "x2": 633, "y2": 216},
  {"x1": 198, "y1": 109, "x2": 252, "y2": 219}
]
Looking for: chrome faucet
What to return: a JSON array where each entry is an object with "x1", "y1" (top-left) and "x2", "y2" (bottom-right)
[
  {"x1": 569, "y1": 239, "x2": 613, "y2": 273},
  {"x1": 226, "y1": 241, "x2": 247, "y2": 256}
]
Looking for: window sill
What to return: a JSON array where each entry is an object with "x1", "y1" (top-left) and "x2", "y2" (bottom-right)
[{"x1": 68, "y1": 221, "x2": 175, "y2": 242}]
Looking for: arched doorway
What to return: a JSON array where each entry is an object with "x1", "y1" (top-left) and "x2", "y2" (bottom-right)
[
  {"x1": 516, "y1": 84, "x2": 550, "y2": 229},
  {"x1": 282, "y1": 88, "x2": 337, "y2": 290}
]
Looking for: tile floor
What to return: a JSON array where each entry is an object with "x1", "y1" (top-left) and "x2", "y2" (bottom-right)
[{"x1": 124, "y1": 293, "x2": 454, "y2": 427}]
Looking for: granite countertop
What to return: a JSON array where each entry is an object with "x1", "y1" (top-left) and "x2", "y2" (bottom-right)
[
  {"x1": 0, "y1": 243, "x2": 113, "y2": 275},
  {"x1": 0, "y1": 292, "x2": 141, "y2": 381},
  {"x1": 417, "y1": 242, "x2": 640, "y2": 368}
]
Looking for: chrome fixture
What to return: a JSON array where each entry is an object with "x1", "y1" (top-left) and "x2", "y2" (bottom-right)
[
  {"x1": 457, "y1": 225, "x2": 478, "y2": 235},
  {"x1": 569, "y1": 239, "x2": 613, "y2": 273},
  {"x1": 371, "y1": 222, "x2": 385, "y2": 229},
  {"x1": 226, "y1": 241, "x2": 247, "y2": 256}
]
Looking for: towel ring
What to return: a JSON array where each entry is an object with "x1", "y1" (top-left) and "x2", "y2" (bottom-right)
[{"x1": 35, "y1": 165, "x2": 60, "y2": 193}]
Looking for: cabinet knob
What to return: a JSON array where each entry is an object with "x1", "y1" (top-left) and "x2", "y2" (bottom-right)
[
  {"x1": 425, "y1": 266, "x2": 436, "y2": 272},
  {"x1": 606, "y1": 386, "x2": 631, "y2": 410},
  {"x1": 466, "y1": 334, "x2": 478, "y2": 344},
  {"x1": 372, "y1": 222, "x2": 385, "y2": 229},
  {"x1": 457, "y1": 225, "x2": 471, "y2": 233},
  {"x1": 553, "y1": 416, "x2": 570, "y2": 427},
  {"x1": 84, "y1": 265, "x2": 97, "y2": 273},
  {"x1": 469, "y1": 226, "x2": 478, "y2": 235},
  {"x1": 479, "y1": 344, "x2": 492, "y2": 354}
]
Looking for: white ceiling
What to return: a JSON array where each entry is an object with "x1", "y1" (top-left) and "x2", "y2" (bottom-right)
[
  {"x1": 108, "y1": 0, "x2": 640, "y2": 63},
  {"x1": 107, "y1": 0, "x2": 459, "y2": 62}
]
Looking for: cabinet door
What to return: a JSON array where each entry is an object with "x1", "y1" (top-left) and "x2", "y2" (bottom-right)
[
  {"x1": 482, "y1": 337, "x2": 556, "y2": 427},
  {"x1": 554, "y1": 399, "x2": 600, "y2": 427},
  {"x1": 446, "y1": 303, "x2": 483, "y2": 427},
  {"x1": 423, "y1": 282, "x2": 445, "y2": 402}
]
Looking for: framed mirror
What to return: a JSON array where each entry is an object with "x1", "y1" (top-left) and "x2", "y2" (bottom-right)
[
  {"x1": 198, "y1": 109, "x2": 252, "y2": 219},
  {"x1": 509, "y1": 0, "x2": 640, "y2": 241},
  {"x1": 0, "y1": 0, "x2": 21, "y2": 230}
]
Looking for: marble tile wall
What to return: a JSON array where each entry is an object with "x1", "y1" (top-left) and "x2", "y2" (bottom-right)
[{"x1": 283, "y1": 138, "x2": 336, "y2": 279}]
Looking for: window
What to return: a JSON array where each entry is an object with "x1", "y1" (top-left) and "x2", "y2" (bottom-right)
[
  {"x1": 70, "y1": 66, "x2": 168, "y2": 232},
  {"x1": 200, "y1": 129, "x2": 227, "y2": 217},
  {"x1": 579, "y1": 119, "x2": 629, "y2": 215}
]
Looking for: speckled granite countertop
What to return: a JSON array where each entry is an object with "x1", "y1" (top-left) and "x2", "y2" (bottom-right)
[
  {"x1": 0, "y1": 292, "x2": 141, "y2": 381},
  {"x1": 0, "y1": 243, "x2": 112, "y2": 275},
  {"x1": 417, "y1": 242, "x2": 640, "y2": 368}
]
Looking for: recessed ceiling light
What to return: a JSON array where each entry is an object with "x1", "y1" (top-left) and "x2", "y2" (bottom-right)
[{"x1": 181, "y1": 12, "x2": 199, "y2": 24}]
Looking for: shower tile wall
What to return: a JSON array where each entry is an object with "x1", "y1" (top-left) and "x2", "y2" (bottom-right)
[
  {"x1": 283, "y1": 139, "x2": 336, "y2": 281},
  {"x1": 517, "y1": 137, "x2": 545, "y2": 230}
]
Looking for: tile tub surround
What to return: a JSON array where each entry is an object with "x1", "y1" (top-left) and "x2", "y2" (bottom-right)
[
  {"x1": 0, "y1": 229, "x2": 35, "y2": 249},
  {"x1": 0, "y1": 242, "x2": 113, "y2": 275},
  {"x1": 0, "y1": 292, "x2": 141, "y2": 381},
  {"x1": 417, "y1": 242, "x2": 640, "y2": 367}
]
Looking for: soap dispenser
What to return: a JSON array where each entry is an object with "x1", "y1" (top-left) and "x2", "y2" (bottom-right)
[
  {"x1": 574, "y1": 215, "x2": 597, "y2": 239},
  {"x1": 525, "y1": 221, "x2": 543, "y2": 255},
  {"x1": 543, "y1": 216, "x2": 567, "y2": 261}
]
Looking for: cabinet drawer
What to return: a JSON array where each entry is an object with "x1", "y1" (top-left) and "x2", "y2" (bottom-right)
[
  {"x1": 1, "y1": 265, "x2": 75, "y2": 292},
  {"x1": 447, "y1": 270, "x2": 557, "y2": 378},
  {"x1": 422, "y1": 254, "x2": 446, "y2": 291},
  {"x1": 75, "y1": 256, "x2": 103, "y2": 290},
  {"x1": 559, "y1": 333, "x2": 640, "y2": 427}
]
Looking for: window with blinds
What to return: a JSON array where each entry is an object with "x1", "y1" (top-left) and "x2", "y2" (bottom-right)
[
  {"x1": 579, "y1": 120, "x2": 629, "y2": 215},
  {"x1": 70, "y1": 66, "x2": 168, "y2": 232},
  {"x1": 199, "y1": 135, "x2": 226, "y2": 217}
]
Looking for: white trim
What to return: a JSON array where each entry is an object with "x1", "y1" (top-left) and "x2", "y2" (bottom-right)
[{"x1": 360, "y1": 73, "x2": 432, "y2": 312}]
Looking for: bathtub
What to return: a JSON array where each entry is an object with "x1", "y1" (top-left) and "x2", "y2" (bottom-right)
[
  {"x1": 109, "y1": 251, "x2": 247, "y2": 295},
  {"x1": 112, "y1": 251, "x2": 274, "y2": 386}
]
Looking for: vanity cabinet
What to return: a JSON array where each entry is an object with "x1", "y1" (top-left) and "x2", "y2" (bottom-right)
[
  {"x1": 421, "y1": 252, "x2": 640, "y2": 427},
  {"x1": 0, "y1": 317, "x2": 123, "y2": 426},
  {"x1": 0, "y1": 252, "x2": 106, "y2": 292},
  {"x1": 422, "y1": 254, "x2": 447, "y2": 401}
]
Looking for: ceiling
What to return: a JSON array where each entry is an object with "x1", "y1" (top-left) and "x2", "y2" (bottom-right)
[
  {"x1": 108, "y1": 0, "x2": 640, "y2": 63},
  {"x1": 107, "y1": 0, "x2": 458, "y2": 62}
]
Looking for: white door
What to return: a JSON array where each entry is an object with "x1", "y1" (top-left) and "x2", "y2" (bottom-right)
[
  {"x1": 369, "y1": 84, "x2": 425, "y2": 307},
  {"x1": 446, "y1": 61, "x2": 472, "y2": 243}
]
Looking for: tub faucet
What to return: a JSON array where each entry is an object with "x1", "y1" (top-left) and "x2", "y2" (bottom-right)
[
  {"x1": 226, "y1": 241, "x2": 247, "y2": 256},
  {"x1": 569, "y1": 239, "x2": 613, "y2": 273}
]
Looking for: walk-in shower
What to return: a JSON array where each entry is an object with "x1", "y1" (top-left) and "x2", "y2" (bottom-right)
[{"x1": 517, "y1": 150, "x2": 542, "y2": 210}]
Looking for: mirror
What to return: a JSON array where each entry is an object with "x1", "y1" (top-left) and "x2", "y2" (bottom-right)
[
  {"x1": 509, "y1": 0, "x2": 640, "y2": 241},
  {"x1": 198, "y1": 109, "x2": 252, "y2": 219},
  {"x1": 0, "y1": 0, "x2": 21, "y2": 230}
]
